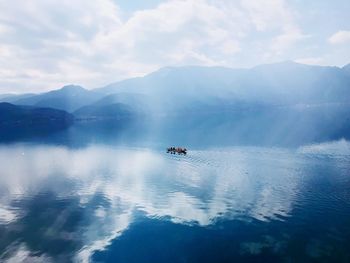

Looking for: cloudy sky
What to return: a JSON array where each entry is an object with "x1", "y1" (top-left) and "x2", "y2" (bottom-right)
[{"x1": 0, "y1": 0, "x2": 349, "y2": 93}]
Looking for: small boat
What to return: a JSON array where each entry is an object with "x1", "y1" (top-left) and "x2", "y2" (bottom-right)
[{"x1": 167, "y1": 147, "x2": 187, "y2": 155}]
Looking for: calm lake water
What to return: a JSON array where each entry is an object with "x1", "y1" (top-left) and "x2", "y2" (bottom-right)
[{"x1": 0, "y1": 139, "x2": 350, "y2": 262}]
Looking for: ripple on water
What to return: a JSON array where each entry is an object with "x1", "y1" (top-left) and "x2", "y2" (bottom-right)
[{"x1": 1, "y1": 143, "x2": 350, "y2": 262}]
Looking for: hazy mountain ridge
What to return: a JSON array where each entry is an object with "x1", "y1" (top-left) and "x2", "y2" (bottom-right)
[
  {"x1": 342, "y1": 63, "x2": 350, "y2": 75},
  {"x1": 92, "y1": 62, "x2": 350, "y2": 115},
  {"x1": 0, "y1": 93, "x2": 37, "y2": 103},
  {"x1": 2, "y1": 85, "x2": 105, "y2": 112},
  {"x1": 1, "y1": 61, "x2": 350, "y2": 145},
  {"x1": 2, "y1": 61, "x2": 350, "y2": 115}
]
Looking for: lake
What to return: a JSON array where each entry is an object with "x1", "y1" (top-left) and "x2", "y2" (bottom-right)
[{"x1": 0, "y1": 137, "x2": 350, "y2": 262}]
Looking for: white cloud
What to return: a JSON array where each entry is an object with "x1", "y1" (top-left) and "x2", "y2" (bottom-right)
[
  {"x1": 328, "y1": 30, "x2": 350, "y2": 44},
  {"x1": 220, "y1": 40, "x2": 241, "y2": 55},
  {"x1": 0, "y1": 0, "x2": 304, "y2": 93},
  {"x1": 241, "y1": 0, "x2": 293, "y2": 31},
  {"x1": 270, "y1": 27, "x2": 305, "y2": 55}
]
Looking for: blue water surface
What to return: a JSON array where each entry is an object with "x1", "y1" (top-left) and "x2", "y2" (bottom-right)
[{"x1": 0, "y1": 137, "x2": 350, "y2": 262}]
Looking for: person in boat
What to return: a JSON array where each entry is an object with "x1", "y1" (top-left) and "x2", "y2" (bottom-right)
[
  {"x1": 167, "y1": 147, "x2": 187, "y2": 154},
  {"x1": 177, "y1": 147, "x2": 187, "y2": 154},
  {"x1": 167, "y1": 147, "x2": 176, "y2": 153}
]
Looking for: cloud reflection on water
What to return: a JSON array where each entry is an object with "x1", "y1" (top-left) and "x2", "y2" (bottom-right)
[{"x1": 0, "y1": 144, "x2": 304, "y2": 262}]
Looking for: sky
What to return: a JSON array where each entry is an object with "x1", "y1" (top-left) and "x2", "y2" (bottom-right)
[{"x1": 0, "y1": 0, "x2": 349, "y2": 93}]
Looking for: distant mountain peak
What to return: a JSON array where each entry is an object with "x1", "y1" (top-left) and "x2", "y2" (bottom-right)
[{"x1": 59, "y1": 85, "x2": 86, "y2": 92}]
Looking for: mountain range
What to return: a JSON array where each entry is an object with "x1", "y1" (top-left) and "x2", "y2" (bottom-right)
[
  {"x1": 1, "y1": 61, "x2": 350, "y2": 145},
  {"x1": 3, "y1": 85, "x2": 104, "y2": 112},
  {"x1": 2, "y1": 61, "x2": 350, "y2": 114}
]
